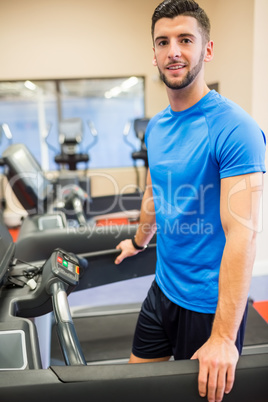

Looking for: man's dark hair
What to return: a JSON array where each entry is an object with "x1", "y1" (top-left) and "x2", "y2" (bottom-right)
[{"x1": 151, "y1": 0, "x2": 211, "y2": 43}]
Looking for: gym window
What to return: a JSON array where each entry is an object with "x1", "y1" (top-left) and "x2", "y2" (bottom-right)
[{"x1": 0, "y1": 77, "x2": 145, "y2": 171}]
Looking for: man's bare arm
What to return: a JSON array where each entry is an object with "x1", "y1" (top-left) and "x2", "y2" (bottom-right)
[
  {"x1": 115, "y1": 169, "x2": 156, "y2": 265},
  {"x1": 191, "y1": 172, "x2": 263, "y2": 402}
]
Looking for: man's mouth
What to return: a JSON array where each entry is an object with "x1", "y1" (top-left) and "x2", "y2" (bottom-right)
[{"x1": 167, "y1": 64, "x2": 186, "y2": 70}]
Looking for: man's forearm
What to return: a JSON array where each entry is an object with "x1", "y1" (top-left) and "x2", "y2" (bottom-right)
[
  {"x1": 211, "y1": 230, "x2": 256, "y2": 343},
  {"x1": 114, "y1": 180, "x2": 156, "y2": 264},
  {"x1": 134, "y1": 185, "x2": 157, "y2": 247}
]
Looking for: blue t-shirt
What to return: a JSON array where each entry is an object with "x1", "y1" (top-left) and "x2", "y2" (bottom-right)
[{"x1": 145, "y1": 90, "x2": 266, "y2": 313}]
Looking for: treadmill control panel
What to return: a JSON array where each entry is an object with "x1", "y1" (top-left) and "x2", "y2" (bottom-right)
[{"x1": 52, "y1": 249, "x2": 80, "y2": 286}]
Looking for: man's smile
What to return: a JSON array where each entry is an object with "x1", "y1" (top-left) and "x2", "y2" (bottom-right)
[{"x1": 166, "y1": 63, "x2": 186, "y2": 70}]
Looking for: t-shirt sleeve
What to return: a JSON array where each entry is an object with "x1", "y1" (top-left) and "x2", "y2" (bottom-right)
[
  {"x1": 216, "y1": 117, "x2": 266, "y2": 179},
  {"x1": 144, "y1": 114, "x2": 159, "y2": 149}
]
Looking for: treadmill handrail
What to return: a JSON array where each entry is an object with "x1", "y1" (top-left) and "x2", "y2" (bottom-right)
[
  {"x1": 78, "y1": 243, "x2": 156, "y2": 259},
  {"x1": 50, "y1": 281, "x2": 86, "y2": 366}
]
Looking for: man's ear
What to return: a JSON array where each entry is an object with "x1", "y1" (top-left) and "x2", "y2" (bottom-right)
[
  {"x1": 204, "y1": 40, "x2": 214, "y2": 63},
  {"x1": 152, "y1": 48, "x2": 157, "y2": 66}
]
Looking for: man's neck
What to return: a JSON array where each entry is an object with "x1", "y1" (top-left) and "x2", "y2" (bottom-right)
[{"x1": 167, "y1": 82, "x2": 210, "y2": 112}]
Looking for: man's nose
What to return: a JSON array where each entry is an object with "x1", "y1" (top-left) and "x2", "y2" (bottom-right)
[{"x1": 168, "y1": 40, "x2": 182, "y2": 59}]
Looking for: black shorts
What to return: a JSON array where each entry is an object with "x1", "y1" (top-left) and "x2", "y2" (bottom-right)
[{"x1": 132, "y1": 279, "x2": 248, "y2": 360}]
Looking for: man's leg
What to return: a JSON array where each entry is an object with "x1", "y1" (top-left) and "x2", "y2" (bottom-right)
[
  {"x1": 130, "y1": 280, "x2": 173, "y2": 362},
  {"x1": 129, "y1": 353, "x2": 171, "y2": 363}
]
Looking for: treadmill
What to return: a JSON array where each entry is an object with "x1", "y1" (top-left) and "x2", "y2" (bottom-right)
[{"x1": 0, "y1": 213, "x2": 267, "y2": 402}]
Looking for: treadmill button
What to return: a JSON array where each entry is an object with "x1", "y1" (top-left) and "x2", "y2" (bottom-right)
[{"x1": 57, "y1": 256, "x2": 63, "y2": 264}]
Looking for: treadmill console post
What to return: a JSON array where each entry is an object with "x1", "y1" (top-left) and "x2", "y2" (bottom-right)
[{"x1": 40, "y1": 249, "x2": 86, "y2": 366}]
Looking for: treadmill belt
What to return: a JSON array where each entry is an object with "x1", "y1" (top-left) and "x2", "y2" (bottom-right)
[{"x1": 50, "y1": 301, "x2": 267, "y2": 364}]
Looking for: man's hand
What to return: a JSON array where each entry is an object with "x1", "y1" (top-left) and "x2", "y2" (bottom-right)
[
  {"x1": 191, "y1": 337, "x2": 239, "y2": 402},
  {"x1": 114, "y1": 239, "x2": 140, "y2": 265}
]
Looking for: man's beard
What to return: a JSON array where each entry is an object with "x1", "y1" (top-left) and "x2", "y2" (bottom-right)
[{"x1": 158, "y1": 49, "x2": 205, "y2": 90}]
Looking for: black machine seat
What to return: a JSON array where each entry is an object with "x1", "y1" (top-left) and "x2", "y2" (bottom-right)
[
  {"x1": 54, "y1": 153, "x2": 89, "y2": 171},
  {"x1": 131, "y1": 149, "x2": 148, "y2": 167},
  {"x1": 131, "y1": 118, "x2": 150, "y2": 167}
]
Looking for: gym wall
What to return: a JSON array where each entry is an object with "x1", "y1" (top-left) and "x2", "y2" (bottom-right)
[{"x1": 0, "y1": 0, "x2": 260, "y2": 116}]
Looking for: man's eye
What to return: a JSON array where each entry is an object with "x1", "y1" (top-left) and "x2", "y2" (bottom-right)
[
  {"x1": 181, "y1": 38, "x2": 192, "y2": 44},
  {"x1": 158, "y1": 40, "x2": 168, "y2": 46}
]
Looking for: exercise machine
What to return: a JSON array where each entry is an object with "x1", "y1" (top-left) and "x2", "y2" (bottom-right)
[
  {"x1": 51, "y1": 118, "x2": 98, "y2": 171},
  {"x1": 1, "y1": 142, "x2": 90, "y2": 223},
  {"x1": 123, "y1": 117, "x2": 149, "y2": 190},
  {"x1": 0, "y1": 214, "x2": 267, "y2": 402},
  {"x1": 0, "y1": 141, "x2": 143, "y2": 261}
]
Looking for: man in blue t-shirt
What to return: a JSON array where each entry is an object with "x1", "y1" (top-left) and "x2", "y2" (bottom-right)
[{"x1": 115, "y1": 1, "x2": 266, "y2": 401}]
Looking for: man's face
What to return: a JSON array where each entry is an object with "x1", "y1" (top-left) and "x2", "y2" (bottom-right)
[{"x1": 153, "y1": 15, "x2": 212, "y2": 90}]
